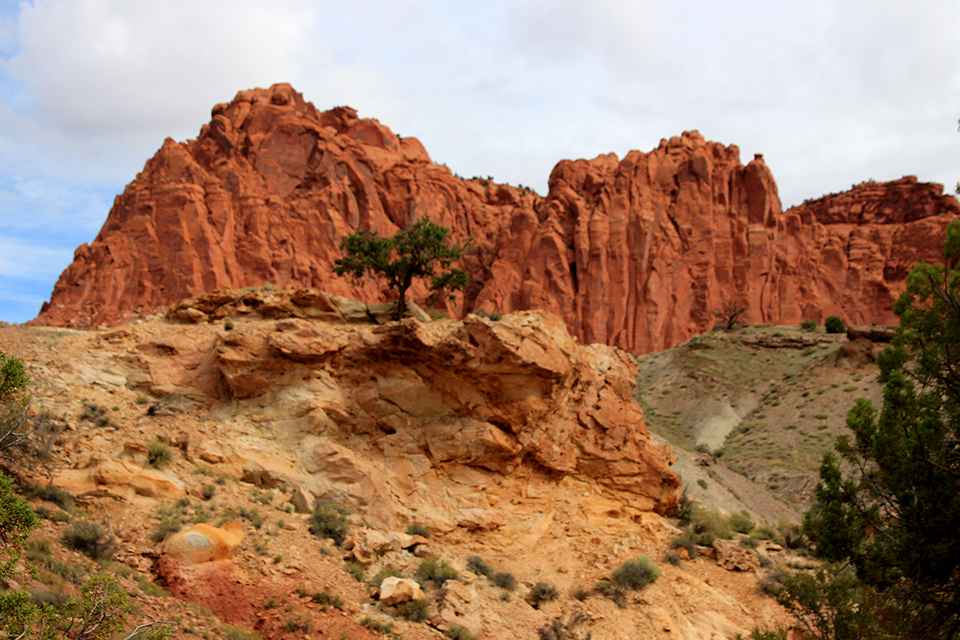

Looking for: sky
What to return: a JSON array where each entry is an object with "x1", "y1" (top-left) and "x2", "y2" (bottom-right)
[{"x1": 0, "y1": 0, "x2": 958, "y2": 323}]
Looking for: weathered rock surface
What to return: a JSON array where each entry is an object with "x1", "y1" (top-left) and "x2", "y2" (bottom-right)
[
  {"x1": 55, "y1": 453, "x2": 186, "y2": 500},
  {"x1": 134, "y1": 293, "x2": 681, "y2": 527},
  {"x1": 163, "y1": 521, "x2": 244, "y2": 564},
  {"x1": 34, "y1": 84, "x2": 959, "y2": 354},
  {"x1": 378, "y1": 577, "x2": 425, "y2": 605},
  {"x1": 713, "y1": 538, "x2": 760, "y2": 572}
]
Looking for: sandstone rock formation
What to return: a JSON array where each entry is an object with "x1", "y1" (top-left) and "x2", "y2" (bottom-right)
[
  {"x1": 163, "y1": 521, "x2": 244, "y2": 564},
  {"x1": 33, "y1": 84, "x2": 960, "y2": 354},
  {"x1": 129, "y1": 290, "x2": 681, "y2": 526}
]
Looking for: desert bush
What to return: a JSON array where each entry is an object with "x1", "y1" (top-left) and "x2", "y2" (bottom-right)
[
  {"x1": 221, "y1": 625, "x2": 262, "y2": 640},
  {"x1": 466, "y1": 555, "x2": 492, "y2": 577},
  {"x1": 444, "y1": 625, "x2": 478, "y2": 640},
  {"x1": 663, "y1": 550, "x2": 683, "y2": 566},
  {"x1": 146, "y1": 439, "x2": 172, "y2": 468},
  {"x1": 824, "y1": 315, "x2": 845, "y2": 334},
  {"x1": 397, "y1": 598, "x2": 429, "y2": 622},
  {"x1": 361, "y1": 617, "x2": 395, "y2": 634},
  {"x1": 416, "y1": 557, "x2": 459, "y2": 587},
  {"x1": 538, "y1": 619, "x2": 568, "y2": 640},
  {"x1": 151, "y1": 518, "x2": 182, "y2": 543},
  {"x1": 527, "y1": 581, "x2": 560, "y2": 608},
  {"x1": 491, "y1": 571, "x2": 517, "y2": 590},
  {"x1": 25, "y1": 483, "x2": 73, "y2": 510},
  {"x1": 740, "y1": 535, "x2": 760, "y2": 549},
  {"x1": 344, "y1": 560, "x2": 365, "y2": 582},
  {"x1": 594, "y1": 580, "x2": 626, "y2": 607},
  {"x1": 201, "y1": 484, "x2": 216, "y2": 500},
  {"x1": 730, "y1": 511, "x2": 756, "y2": 534},
  {"x1": 310, "y1": 589, "x2": 344, "y2": 610},
  {"x1": 687, "y1": 504, "x2": 733, "y2": 545},
  {"x1": 612, "y1": 555, "x2": 660, "y2": 590},
  {"x1": 62, "y1": 520, "x2": 115, "y2": 560},
  {"x1": 406, "y1": 522, "x2": 431, "y2": 538},
  {"x1": 669, "y1": 533, "x2": 699, "y2": 559},
  {"x1": 801, "y1": 318, "x2": 817, "y2": 331},
  {"x1": 308, "y1": 502, "x2": 349, "y2": 545}
]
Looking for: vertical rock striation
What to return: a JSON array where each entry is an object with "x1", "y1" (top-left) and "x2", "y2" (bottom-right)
[{"x1": 34, "y1": 84, "x2": 960, "y2": 354}]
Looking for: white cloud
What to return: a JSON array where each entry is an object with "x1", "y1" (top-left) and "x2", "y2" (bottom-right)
[
  {"x1": 0, "y1": 0, "x2": 959, "y2": 321},
  {"x1": 7, "y1": 0, "x2": 321, "y2": 138}
]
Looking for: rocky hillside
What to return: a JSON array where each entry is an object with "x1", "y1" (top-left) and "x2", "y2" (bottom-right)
[
  {"x1": 33, "y1": 84, "x2": 959, "y2": 354},
  {"x1": 2, "y1": 294, "x2": 797, "y2": 640}
]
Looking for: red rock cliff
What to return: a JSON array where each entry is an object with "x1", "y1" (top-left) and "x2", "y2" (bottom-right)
[{"x1": 34, "y1": 84, "x2": 960, "y2": 353}]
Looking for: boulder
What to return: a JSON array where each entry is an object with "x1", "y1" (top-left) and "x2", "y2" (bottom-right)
[
  {"x1": 163, "y1": 521, "x2": 244, "y2": 564},
  {"x1": 378, "y1": 577, "x2": 424, "y2": 605}
]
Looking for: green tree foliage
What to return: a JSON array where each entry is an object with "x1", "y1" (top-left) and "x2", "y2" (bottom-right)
[
  {"x1": 333, "y1": 217, "x2": 471, "y2": 319},
  {"x1": 803, "y1": 220, "x2": 960, "y2": 639},
  {"x1": 824, "y1": 316, "x2": 846, "y2": 334},
  {"x1": 0, "y1": 351, "x2": 29, "y2": 405}
]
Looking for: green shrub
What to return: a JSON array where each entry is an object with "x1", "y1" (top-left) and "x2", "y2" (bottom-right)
[
  {"x1": 344, "y1": 560, "x2": 365, "y2": 582},
  {"x1": 730, "y1": 511, "x2": 756, "y2": 534},
  {"x1": 416, "y1": 557, "x2": 459, "y2": 587},
  {"x1": 594, "y1": 580, "x2": 626, "y2": 607},
  {"x1": 310, "y1": 589, "x2": 344, "y2": 610},
  {"x1": 466, "y1": 555, "x2": 492, "y2": 577},
  {"x1": 360, "y1": 617, "x2": 394, "y2": 634},
  {"x1": 308, "y1": 502, "x2": 349, "y2": 546},
  {"x1": 824, "y1": 315, "x2": 845, "y2": 334},
  {"x1": 406, "y1": 522, "x2": 431, "y2": 538},
  {"x1": 397, "y1": 598, "x2": 429, "y2": 622},
  {"x1": 612, "y1": 556, "x2": 660, "y2": 590},
  {"x1": 220, "y1": 625, "x2": 262, "y2": 640},
  {"x1": 444, "y1": 625, "x2": 478, "y2": 640},
  {"x1": 62, "y1": 520, "x2": 116, "y2": 560},
  {"x1": 151, "y1": 518, "x2": 181, "y2": 543},
  {"x1": 492, "y1": 571, "x2": 517, "y2": 590},
  {"x1": 26, "y1": 484, "x2": 74, "y2": 510},
  {"x1": 669, "y1": 534, "x2": 699, "y2": 559},
  {"x1": 284, "y1": 617, "x2": 310, "y2": 633},
  {"x1": 146, "y1": 439, "x2": 172, "y2": 468},
  {"x1": 800, "y1": 318, "x2": 817, "y2": 332},
  {"x1": 201, "y1": 484, "x2": 216, "y2": 500},
  {"x1": 527, "y1": 581, "x2": 559, "y2": 608},
  {"x1": 697, "y1": 479, "x2": 708, "y2": 489}
]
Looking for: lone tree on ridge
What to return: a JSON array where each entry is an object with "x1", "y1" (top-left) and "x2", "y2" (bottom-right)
[{"x1": 333, "y1": 217, "x2": 471, "y2": 320}]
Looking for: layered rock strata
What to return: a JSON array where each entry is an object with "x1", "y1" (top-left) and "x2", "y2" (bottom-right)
[
  {"x1": 34, "y1": 84, "x2": 960, "y2": 353},
  {"x1": 124, "y1": 290, "x2": 682, "y2": 527}
]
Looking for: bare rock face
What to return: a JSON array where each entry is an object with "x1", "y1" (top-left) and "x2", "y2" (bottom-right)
[
  {"x1": 163, "y1": 521, "x2": 244, "y2": 564},
  {"x1": 33, "y1": 84, "x2": 960, "y2": 354},
  {"x1": 122, "y1": 292, "x2": 682, "y2": 529}
]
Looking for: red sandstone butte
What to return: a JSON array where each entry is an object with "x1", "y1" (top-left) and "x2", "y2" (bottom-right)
[{"x1": 33, "y1": 84, "x2": 960, "y2": 354}]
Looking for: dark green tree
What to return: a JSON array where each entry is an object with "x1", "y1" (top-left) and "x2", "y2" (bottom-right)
[
  {"x1": 333, "y1": 217, "x2": 470, "y2": 320},
  {"x1": 804, "y1": 220, "x2": 960, "y2": 639}
]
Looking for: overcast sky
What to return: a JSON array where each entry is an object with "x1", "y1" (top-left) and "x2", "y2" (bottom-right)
[{"x1": 1, "y1": 0, "x2": 958, "y2": 323}]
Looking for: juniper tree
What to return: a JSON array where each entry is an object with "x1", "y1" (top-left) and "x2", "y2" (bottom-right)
[
  {"x1": 803, "y1": 220, "x2": 960, "y2": 639},
  {"x1": 333, "y1": 217, "x2": 470, "y2": 320}
]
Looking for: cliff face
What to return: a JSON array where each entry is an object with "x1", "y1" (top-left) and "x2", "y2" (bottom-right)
[{"x1": 34, "y1": 83, "x2": 960, "y2": 353}]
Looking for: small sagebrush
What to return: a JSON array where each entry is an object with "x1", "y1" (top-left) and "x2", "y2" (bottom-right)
[
  {"x1": 612, "y1": 555, "x2": 660, "y2": 591},
  {"x1": 527, "y1": 581, "x2": 560, "y2": 609},
  {"x1": 62, "y1": 520, "x2": 116, "y2": 560},
  {"x1": 309, "y1": 502, "x2": 349, "y2": 546},
  {"x1": 146, "y1": 439, "x2": 172, "y2": 468},
  {"x1": 416, "y1": 557, "x2": 459, "y2": 587}
]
